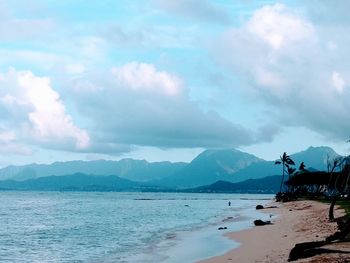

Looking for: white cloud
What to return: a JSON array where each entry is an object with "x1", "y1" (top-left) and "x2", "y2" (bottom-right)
[
  {"x1": 253, "y1": 67, "x2": 286, "y2": 96},
  {"x1": 64, "y1": 61, "x2": 273, "y2": 153},
  {"x1": 0, "y1": 69, "x2": 90, "y2": 151},
  {"x1": 246, "y1": 4, "x2": 315, "y2": 49},
  {"x1": 215, "y1": 3, "x2": 350, "y2": 141},
  {"x1": 111, "y1": 62, "x2": 183, "y2": 96},
  {"x1": 332, "y1": 71, "x2": 346, "y2": 93}
]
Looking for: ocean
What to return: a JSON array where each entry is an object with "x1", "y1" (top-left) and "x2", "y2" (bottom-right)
[{"x1": 0, "y1": 191, "x2": 273, "y2": 262}]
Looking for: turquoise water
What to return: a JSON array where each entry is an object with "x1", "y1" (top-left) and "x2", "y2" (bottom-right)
[{"x1": 0, "y1": 192, "x2": 272, "y2": 262}]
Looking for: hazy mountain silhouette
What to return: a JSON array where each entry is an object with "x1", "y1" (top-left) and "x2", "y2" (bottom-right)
[
  {"x1": 188, "y1": 175, "x2": 281, "y2": 193},
  {"x1": 152, "y1": 149, "x2": 263, "y2": 188},
  {"x1": 0, "y1": 159, "x2": 186, "y2": 182},
  {"x1": 0, "y1": 173, "x2": 142, "y2": 191},
  {"x1": 152, "y1": 146, "x2": 341, "y2": 189},
  {"x1": 230, "y1": 161, "x2": 280, "y2": 183},
  {"x1": 0, "y1": 172, "x2": 281, "y2": 193},
  {"x1": 223, "y1": 146, "x2": 340, "y2": 182},
  {"x1": 0, "y1": 146, "x2": 341, "y2": 190}
]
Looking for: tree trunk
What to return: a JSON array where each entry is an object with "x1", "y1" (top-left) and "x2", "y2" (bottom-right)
[
  {"x1": 328, "y1": 196, "x2": 337, "y2": 221},
  {"x1": 279, "y1": 162, "x2": 285, "y2": 193}
]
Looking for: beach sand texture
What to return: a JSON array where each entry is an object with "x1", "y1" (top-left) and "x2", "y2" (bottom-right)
[{"x1": 200, "y1": 200, "x2": 350, "y2": 263}]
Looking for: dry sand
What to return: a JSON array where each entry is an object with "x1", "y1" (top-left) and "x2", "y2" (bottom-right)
[{"x1": 199, "y1": 200, "x2": 350, "y2": 263}]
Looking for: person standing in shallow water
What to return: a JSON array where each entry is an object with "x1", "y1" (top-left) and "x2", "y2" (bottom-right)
[{"x1": 228, "y1": 201, "x2": 231, "y2": 206}]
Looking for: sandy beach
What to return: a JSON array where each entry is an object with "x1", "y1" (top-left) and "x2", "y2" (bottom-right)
[{"x1": 200, "y1": 200, "x2": 350, "y2": 263}]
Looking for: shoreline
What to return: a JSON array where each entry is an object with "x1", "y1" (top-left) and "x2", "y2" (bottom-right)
[
  {"x1": 146, "y1": 197, "x2": 273, "y2": 263},
  {"x1": 199, "y1": 200, "x2": 350, "y2": 263},
  {"x1": 123, "y1": 194, "x2": 273, "y2": 263}
]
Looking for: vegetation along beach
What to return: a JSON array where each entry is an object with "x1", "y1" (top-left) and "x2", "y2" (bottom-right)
[{"x1": 0, "y1": 0, "x2": 349, "y2": 262}]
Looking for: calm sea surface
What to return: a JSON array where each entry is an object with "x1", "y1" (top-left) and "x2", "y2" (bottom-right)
[{"x1": 0, "y1": 191, "x2": 273, "y2": 262}]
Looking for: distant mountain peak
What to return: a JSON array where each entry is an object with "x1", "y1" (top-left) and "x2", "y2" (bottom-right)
[
  {"x1": 305, "y1": 145, "x2": 337, "y2": 152},
  {"x1": 154, "y1": 148, "x2": 264, "y2": 188},
  {"x1": 294, "y1": 146, "x2": 340, "y2": 158},
  {"x1": 196, "y1": 148, "x2": 263, "y2": 160},
  {"x1": 291, "y1": 146, "x2": 340, "y2": 171}
]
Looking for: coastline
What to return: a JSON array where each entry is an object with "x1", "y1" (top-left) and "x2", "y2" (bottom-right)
[
  {"x1": 199, "y1": 200, "x2": 350, "y2": 263},
  {"x1": 133, "y1": 196, "x2": 273, "y2": 263}
]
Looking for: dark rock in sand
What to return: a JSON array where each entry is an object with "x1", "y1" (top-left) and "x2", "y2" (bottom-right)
[
  {"x1": 254, "y1": 219, "x2": 271, "y2": 226},
  {"x1": 256, "y1": 205, "x2": 264, "y2": 210}
]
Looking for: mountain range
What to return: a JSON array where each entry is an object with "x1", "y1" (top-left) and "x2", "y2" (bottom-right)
[
  {"x1": 0, "y1": 173, "x2": 142, "y2": 191},
  {"x1": 0, "y1": 146, "x2": 340, "y2": 191},
  {"x1": 0, "y1": 159, "x2": 186, "y2": 182},
  {"x1": 151, "y1": 146, "x2": 339, "y2": 188},
  {"x1": 187, "y1": 175, "x2": 282, "y2": 194}
]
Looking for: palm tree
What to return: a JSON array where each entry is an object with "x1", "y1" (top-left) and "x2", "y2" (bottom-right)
[
  {"x1": 286, "y1": 165, "x2": 296, "y2": 181},
  {"x1": 282, "y1": 164, "x2": 296, "y2": 193},
  {"x1": 275, "y1": 152, "x2": 295, "y2": 193}
]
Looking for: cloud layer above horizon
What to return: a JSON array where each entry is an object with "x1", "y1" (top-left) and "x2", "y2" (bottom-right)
[{"x1": 0, "y1": 0, "x2": 349, "y2": 161}]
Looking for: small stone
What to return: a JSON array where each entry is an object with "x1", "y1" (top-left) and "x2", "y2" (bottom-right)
[
  {"x1": 254, "y1": 219, "x2": 271, "y2": 226},
  {"x1": 256, "y1": 205, "x2": 264, "y2": 210}
]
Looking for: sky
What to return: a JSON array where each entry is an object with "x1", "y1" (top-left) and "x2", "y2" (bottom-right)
[{"x1": 0, "y1": 0, "x2": 350, "y2": 166}]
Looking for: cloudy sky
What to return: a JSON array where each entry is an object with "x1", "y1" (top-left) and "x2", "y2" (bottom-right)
[{"x1": 0, "y1": 0, "x2": 349, "y2": 166}]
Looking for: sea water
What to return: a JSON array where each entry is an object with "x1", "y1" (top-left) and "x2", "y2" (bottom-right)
[{"x1": 0, "y1": 191, "x2": 273, "y2": 262}]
